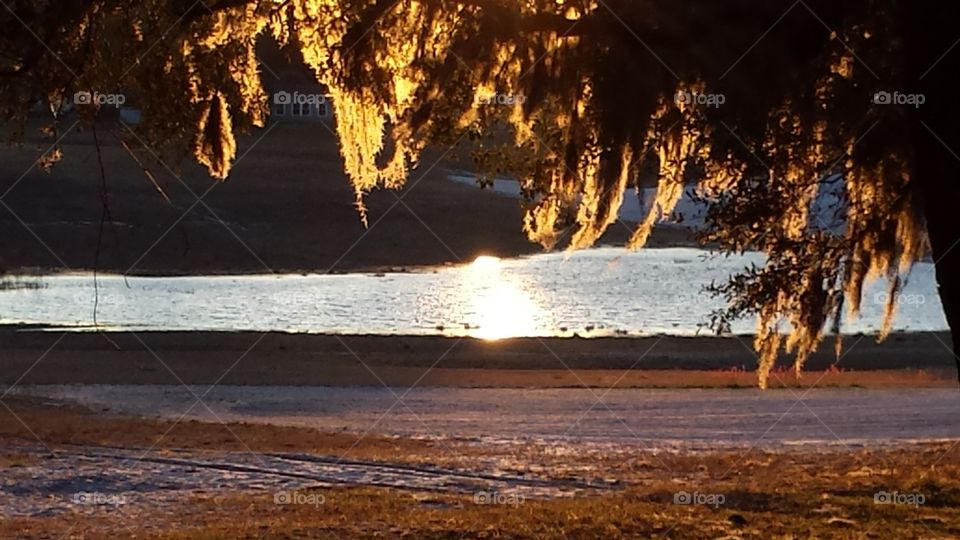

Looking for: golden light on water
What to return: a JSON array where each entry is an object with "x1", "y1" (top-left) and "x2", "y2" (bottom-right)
[
  {"x1": 465, "y1": 255, "x2": 540, "y2": 340},
  {"x1": 470, "y1": 255, "x2": 502, "y2": 271}
]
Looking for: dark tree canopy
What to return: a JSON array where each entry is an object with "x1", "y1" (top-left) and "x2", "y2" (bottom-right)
[{"x1": 3, "y1": 0, "x2": 959, "y2": 387}]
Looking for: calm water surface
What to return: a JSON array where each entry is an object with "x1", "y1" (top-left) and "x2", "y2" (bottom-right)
[{"x1": 0, "y1": 248, "x2": 947, "y2": 337}]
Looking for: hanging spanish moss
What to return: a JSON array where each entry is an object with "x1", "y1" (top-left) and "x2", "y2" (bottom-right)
[{"x1": 0, "y1": 0, "x2": 944, "y2": 387}]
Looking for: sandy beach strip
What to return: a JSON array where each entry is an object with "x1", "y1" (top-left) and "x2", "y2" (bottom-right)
[{"x1": 1, "y1": 328, "x2": 956, "y2": 388}]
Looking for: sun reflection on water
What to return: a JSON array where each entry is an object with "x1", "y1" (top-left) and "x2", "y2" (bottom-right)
[{"x1": 463, "y1": 256, "x2": 541, "y2": 340}]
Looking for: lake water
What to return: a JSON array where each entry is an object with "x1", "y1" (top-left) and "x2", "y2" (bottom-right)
[{"x1": 0, "y1": 248, "x2": 947, "y2": 338}]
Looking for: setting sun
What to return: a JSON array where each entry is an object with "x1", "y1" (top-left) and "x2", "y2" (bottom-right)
[
  {"x1": 465, "y1": 255, "x2": 539, "y2": 340},
  {"x1": 470, "y1": 255, "x2": 502, "y2": 271}
]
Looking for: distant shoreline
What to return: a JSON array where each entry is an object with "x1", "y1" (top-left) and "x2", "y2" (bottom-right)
[{"x1": 0, "y1": 121, "x2": 697, "y2": 276}]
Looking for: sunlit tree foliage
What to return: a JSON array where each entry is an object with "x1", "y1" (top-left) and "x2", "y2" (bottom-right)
[{"x1": 2, "y1": 0, "x2": 958, "y2": 387}]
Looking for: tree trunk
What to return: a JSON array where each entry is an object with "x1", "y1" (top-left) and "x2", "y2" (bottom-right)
[
  {"x1": 915, "y1": 147, "x2": 960, "y2": 382},
  {"x1": 908, "y1": 2, "x2": 960, "y2": 382}
]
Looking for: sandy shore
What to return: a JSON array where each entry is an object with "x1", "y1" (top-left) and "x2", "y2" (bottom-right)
[{"x1": 1, "y1": 328, "x2": 956, "y2": 388}]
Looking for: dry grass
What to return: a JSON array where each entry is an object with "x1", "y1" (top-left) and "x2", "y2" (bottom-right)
[
  {"x1": 2, "y1": 396, "x2": 959, "y2": 538},
  {"x1": 7, "y1": 477, "x2": 960, "y2": 539},
  {"x1": 0, "y1": 451, "x2": 39, "y2": 468},
  {"x1": 0, "y1": 396, "x2": 444, "y2": 463}
]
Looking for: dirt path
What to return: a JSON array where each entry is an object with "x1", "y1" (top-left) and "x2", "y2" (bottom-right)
[{"x1": 13, "y1": 385, "x2": 960, "y2": 449}]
